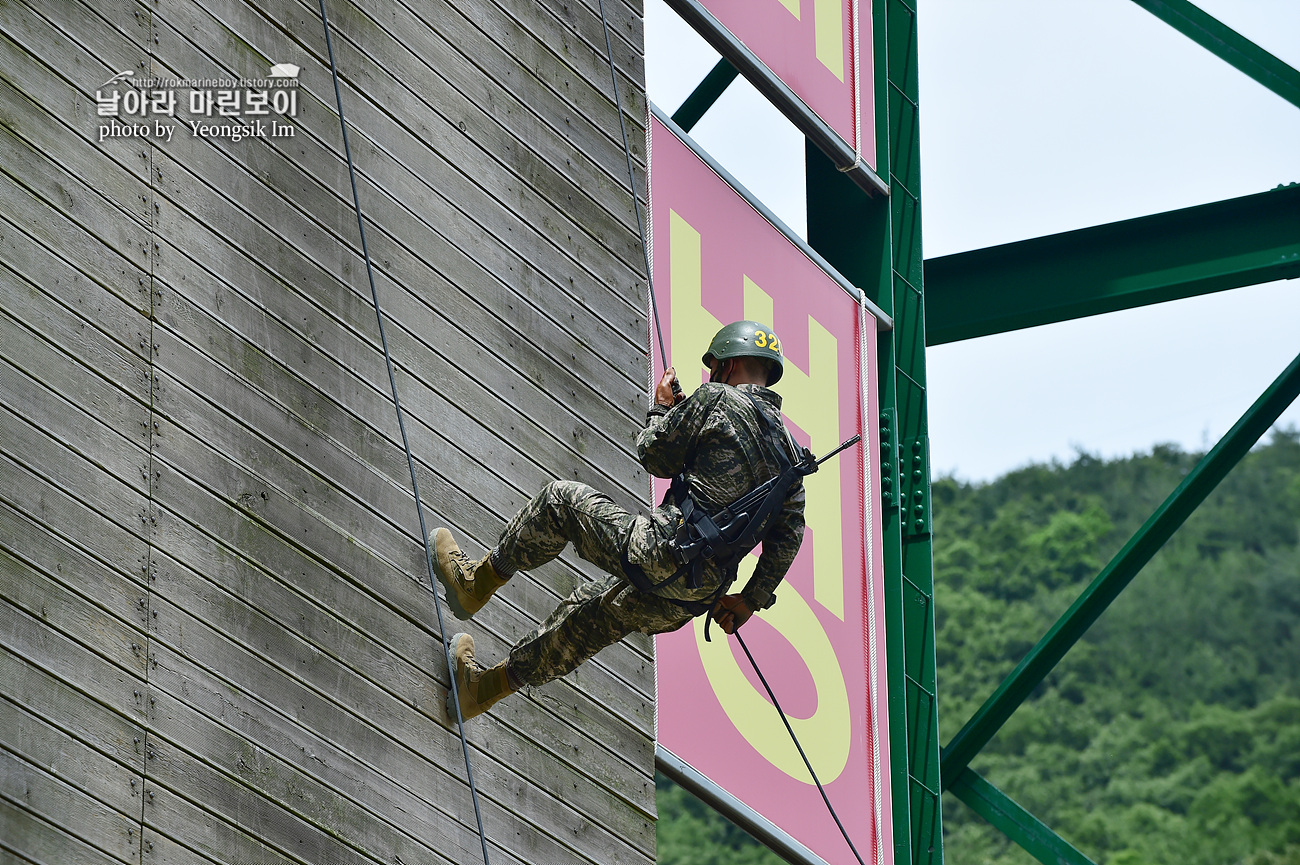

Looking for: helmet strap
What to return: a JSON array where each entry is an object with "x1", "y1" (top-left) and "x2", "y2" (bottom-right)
[{"x1": 709, "y1": 358, "x2": 735, "y2": 385}]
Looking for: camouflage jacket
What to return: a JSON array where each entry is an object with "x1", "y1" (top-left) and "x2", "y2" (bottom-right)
[{"x1": 634, "y1": 382, "x2": 806, "y2": 610}]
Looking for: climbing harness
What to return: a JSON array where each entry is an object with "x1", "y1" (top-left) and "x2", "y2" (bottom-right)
[
  {"x1": 621, "y1": 392, "x2": 857, "y2": 643},
  {"x1": 593, "y1": 5, "x2": 868, "y2": 862},
  {"x1": 316, "y1": 4, "x2": 491, "y2": 864}
]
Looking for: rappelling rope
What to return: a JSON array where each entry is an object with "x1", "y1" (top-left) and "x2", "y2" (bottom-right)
[
  {"x1": 593, "y1": 6, "x2": 868, "y2": 863},
  {"x1": 595, "y1": 0, "x2": 668, "y2": 372},
  {"x1": 316, "y1": 4, "x2": 491, "y2": 863},
  {"x1": 734, "y1": 630, "x2": 868, "y2": 865}
]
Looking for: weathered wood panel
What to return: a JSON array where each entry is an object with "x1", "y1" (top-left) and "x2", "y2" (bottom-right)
[
  {"x1": 2, "y1": 0, "x2": 656, "y2": 861},
  {"x1": 0, "y1": 745, "x2": 138, "y2": 864}
]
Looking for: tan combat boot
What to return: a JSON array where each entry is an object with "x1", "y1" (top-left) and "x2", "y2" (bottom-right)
[
  {"x1": 446, "y1": 633, "x2": 518, "y2": 723},
  {"x1": 433, "y1": 527, "x2": 509, "y2": 620}
]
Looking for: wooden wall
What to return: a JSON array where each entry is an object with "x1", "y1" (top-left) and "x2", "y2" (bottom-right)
[{"x1": 0, "y1": 0, "x2": 655, "y2": 863}]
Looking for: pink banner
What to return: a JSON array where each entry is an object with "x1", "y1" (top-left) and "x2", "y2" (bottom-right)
[
  {"x1": 698, "y1": 0, "x2": 874, "y2": 170},
  {"x1": 650, "y1": 115, "x2": 891, "y2": 864}
]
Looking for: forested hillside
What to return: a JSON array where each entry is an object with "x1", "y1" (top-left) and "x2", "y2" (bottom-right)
[{"x1": 657, "y1": 430, "x2": 1300, "y2": 865}]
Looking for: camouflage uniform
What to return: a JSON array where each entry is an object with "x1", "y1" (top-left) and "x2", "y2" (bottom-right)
[{"x1": 497, "y1": 382, "x2": 806, "y2": 687}]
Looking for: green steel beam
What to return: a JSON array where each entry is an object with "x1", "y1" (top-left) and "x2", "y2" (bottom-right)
[
  {"x1": 924, "y1": 183, "x2": 1300, "y2": 345},
  {"x1": 949, "y1": 768, "x2": 1097, "y2": 865},
  {"x1": 671, "y1": 58, "x2": 739, "y2": 132},
  {"x1": 809, "y1": 2, "x2": 942, "y2": 863},
  {"x1": 1131, "y1": 0, "x2": 1300, "y2": 110},
  {"x1": 941, "y1": 348, "x2": 1300, "y2": 784}
]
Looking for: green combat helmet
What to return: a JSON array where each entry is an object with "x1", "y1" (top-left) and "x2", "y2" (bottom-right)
[{"x1": 702, "y1": 320, "x2": 785, "y2": 385}]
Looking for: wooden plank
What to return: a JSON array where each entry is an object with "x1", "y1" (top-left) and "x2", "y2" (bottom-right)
[
  {"x1": 143, "y1": 455, "x2": 655, "y2": 815},
  {"x1": 0, "y1": 845, "x2": 38, "y2": 865},
  {"x1": 148, "y1": 215, "x2": 650, "y2": 515},
  {"x1": 145, "y1": 395, "x2": 657, "y2": 721},
  {"x1": 140, "y1": 736, "x2": 384, "y2": 865},
  {"x1": 0, "y1": 646, "x2": 149, "y2": 780},
  {"x1": 0, "y1": 443, "x2": 150, "y2": 590},
  {"x1": 0, "y1": 726, "x2": 139, "y2": 862},
  {"x1": 143, "y1": 493, "x2": 654, "y2": 819},
  {"x1": 145, "y1": 643, "x2": 516, "y2": 865},
  {"x1": 33, "y1": 0, "x2": 150, "y2": 62},
  {"x1": 560, "y1": 0, "x2": 645, "y2": 55},
  {"x1": 142, "y1": 685, "x2": 462, "y2": 865},
  {"x1": 0, "y1": 74, "x2": 151, "y2": 226},
  {"x1": 0, "y1": 415, "x2": 150, "y2": 548},
  {"x1": 145, "y1": 590, "x2": 652, "y2": 864},
  {"x1": 4, "y1": 0, "x2": 659, "y2": 863},
  {"x1": 143, "y1": 515, "x2": 655, "y2": 851},
  {"x1": 139, "y1": 25, "x2": 647, "y2": 424},
  {"x1": 302, "y1": 0, "x2": 649, "y2": 219},
  {"x1": 0, "y1": 1, "x2": 152, "y2": 184},
  {"x1": 142, "y1": 334, "x2": 655, "y2": 704},
  {"x1": 469, "y1": 0, "x2": 647, "y2": 145},
  {"x1": 154, "y1": 0, "x2": 649, "y2": 307},
  {"x1": 0, "y1": 326, "x2": 150, "y2": 484},
  {"x1": 145, "y1": 154, "x2": 643, "y2": 436},
  {"x1": 1, "y1": 0, "x2": 148, "y2": 77},
  {"x1": 0, "y1": 797, "x2": 125, "y2": 865},
  {"x1": 159, "y1": 0, "x2": 652, "y2": 349},
  {"x1": 0, "y1": 597, "x2": 147, "y2": 735},
  {"x1": 143, "y1": 104, "x2": 646, "y2": 411},
  {"x1": 140, "y1": 825, "x2": 283, "y2": 865},
  {"x1": 147, "y1": 491, "x2": 657, "y2": 816},
  {"x1": 141, "y1": 349, "x2": 656, "y2": 703},
  {"x1": 0, "y1": 124, "x2": 150, "y2": 266},
  {"x1": 0, "y1": 504, "x2": 150, "y2": 681},
  {"x1": 0, "y1": 164, "x2": 150, "y2": 318},
  {"x1": 528, "y1": 0, "x2": 645, "y2": 86},
  {"x1": 0, "y1": 653, "x2": 146, "y2": 865},
  {"x1": 0, "y1": 7, "x2": 152, "y2": 241},
  {"x1": 141, "y1": 771, "x2": 304, "y2": 865},
  {"x1": 0, "y1": 226, "x2": 152, "y2": 376},
  {"x1": 148, "y1": 287, "x2": 647, "y2": 560},
  {"x1": 150, "y1": 249, "x2": 644, "y2": 507},
  {"x1": 147, "y1": 139, "x2": 646, "y2": 435},
  {"x1": 235, "y1": 0, "x2": 648, "y2": 258}
]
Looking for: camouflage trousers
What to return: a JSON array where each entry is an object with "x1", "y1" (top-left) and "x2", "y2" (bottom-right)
[{"x1": 494, "y1": 481, "x2": 693, "y2": 687}]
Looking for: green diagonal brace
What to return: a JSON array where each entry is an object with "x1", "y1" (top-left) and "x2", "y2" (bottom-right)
[
  {"x1": 671, "y1": 58, "x2": 739, "y2": 132},
  {"x1": 949, "y1": 768, "x2": 1097, "y2": 865},
  {"x1": 941, "y1": 348, "x2": 1300, "y2": 783},
  {"x1": 1131, "y1": 0, "x2": 1300, "y2": 110},
  {"x1": 924, "y1": 184, "x2": 1300, "y2": 345}
]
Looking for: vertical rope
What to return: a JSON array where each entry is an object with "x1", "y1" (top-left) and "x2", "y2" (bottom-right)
[
  {"x1": 596, "y1": 0, "x2": 668, "y2": 372},
  {"x1": 316, "y1": 4, "x2": 491, "y2": 863}
]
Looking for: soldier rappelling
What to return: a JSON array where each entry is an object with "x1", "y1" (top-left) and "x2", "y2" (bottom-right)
[{"x1": 435, "y1": 320, "x2": 814, "y2": 721}]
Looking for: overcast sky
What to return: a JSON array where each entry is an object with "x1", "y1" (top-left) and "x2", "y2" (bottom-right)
[{"x1": 644, "y1": 0, "x2": 1300, "y2": 483}]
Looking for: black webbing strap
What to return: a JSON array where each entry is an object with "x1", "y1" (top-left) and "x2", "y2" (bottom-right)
[{"x1": 622, "y1": 392, "x2": 812, "y2": 634}]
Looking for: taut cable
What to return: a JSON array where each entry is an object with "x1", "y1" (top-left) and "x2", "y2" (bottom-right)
[{"x1": 316, "y1": 4, "x2": 491, "y2": 862}]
